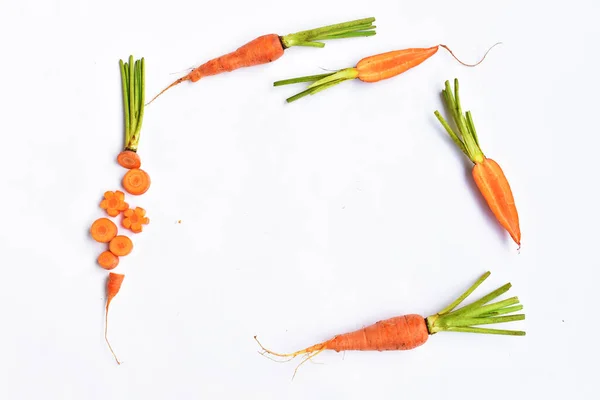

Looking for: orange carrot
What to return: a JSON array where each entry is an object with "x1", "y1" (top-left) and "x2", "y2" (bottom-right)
[
  {"x1": 109, "y1": 235, "x2": 133, "y2": 257},
  {"x1": 118, "y1": 56, "x2": 145, "y2": 169},
  {"x1": 434, "y1": 79, "x2": 521, "y2": 246},
  {"x1": 256, "y1": 271, "x2": 525, "y2": 378},
  {"x1": 100, "y1": 190, "x2": 129, "y2": 217},
  {"x1": 147, "y1": 18, "x2": 376, "y2": 104},
  {"x1": 273, "y1": 43, "x2": 500, "y2": 102},
  {"x1": 122, "y1": 207, "x2": 149, "y2": 233},
  {"x1": 98, "y1": 251, "x2": 119, "y2": 270},
  {"x1": 90, "y1": 218, "x2": 118, "y2": 243},
  {"x1": 105, "y1": 272, "x2": 125, "y2": 364},
  {"x1": 122, "y1": 168, "x2": 151, "y2": 196}
]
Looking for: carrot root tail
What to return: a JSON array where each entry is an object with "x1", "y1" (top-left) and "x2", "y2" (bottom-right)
[
  {"x1": 105, "y1": 303, "x2": 121, "y2": 365},
  {"x1": 439, "y1": 42, "x2": 502, "y2": 67},
  {"x1": 146, "y1": 75, "x2": 191, "y2": 106},
  {"x1": 254, "y1": 336, "x2": 327, "y2": 380}
]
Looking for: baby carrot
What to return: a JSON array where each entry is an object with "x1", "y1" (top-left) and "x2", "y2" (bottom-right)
[
  {"x1": 97, "y1": 251, "x2": 119, "y2": 270},
  {"x1": 434, "y1": 79, "x2": 521, "y2": 247},
  {"x1": 118, "y1": 56, "x2": 145, "y2": 169},
  {"x1": 109, "y1": 235, "x2": 133, "y2": 257},
  {"x1": 147, "y1": 17, "x2": 376, "y2": 104},
  {"x1": 274, "y1": 43, "x2": 499, "y2": 102},
  {"x1": 122, "y1": 168, "x2": 151, "y2": 196},
  {"x1": 90, "y1": 218, "x2": 118, "y2": 243},
  {"x1": 256, "y1": 271, "x2": 524, "y2": 378},
  {"x1": 105, "y1": 272, "x2": 125, "y2": 364}
]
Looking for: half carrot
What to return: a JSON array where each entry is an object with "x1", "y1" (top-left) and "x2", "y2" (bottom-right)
[
  {"x1": 90, "y1": 218, "x2": 118, "y2": 243},
  {"x1": 118, "y1": 56, "x2": 145, "y2": 169},
  {"x1": 256, "y1": 271, "x2": 524, "y2": 378},
  {"x1": 105, "y1": 272, "x2": 125, "y2": 364},
  {"x1": 147, "y1": 17, "x2": 376, "y2": 104},
  {"x1": 434, "y1": 79, "x2": 521, "y2": 246},
  {"x1": 274, "y1": 43, "x2": 500, "y2": 103}
]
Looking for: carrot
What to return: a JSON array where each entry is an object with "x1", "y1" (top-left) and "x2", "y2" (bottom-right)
[
  {"x1": 434, "y1": 79, "x2": 521, "y2": 247},
  {"x1": 109, "y1": 235, "x2": 133, "y2": 257},
  {"x1": 273, "y1": 43, "x2": 500, "y2": 103},
  {"x1": 98, "y1": 251, "x2": 119, "y2": 270},
  {"x1": 90, "y1": 218, "x2": 118, "y2": 243},
  {"x1": 256, "y1": 271, "x2": 525, "y2": 378},
  {"x1": 118, "y1": 56, "x2": 145, "y2": 169},
  {"x1": 122, "y1": 168, "x2": 151, "y2": 195},
  {"x1": 100, "y1": 190, "x2": 129, "y2": 217},
  {"x1": 146, "y1": 17, "x2": 376, "y2": 104},
  {"x1": 105, "y1": 272, "x2": 125, "y2": 364},
  {"x1": 122, "y1": 206, "x2": 149, "y2": 233}
]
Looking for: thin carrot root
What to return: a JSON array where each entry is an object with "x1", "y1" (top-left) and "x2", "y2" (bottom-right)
[
  {"x1": 146, "y1": 76, "x2": 190, "y2": 106},
  {"x1": 254, "y1": 336, "x2": 327, "y2": 379},
  {"x1": 105, "y1": 272, "x2": 125, "y2": 365},
  {"x1": 438, "y1": 42, "x2": 502, "y2": 67}
]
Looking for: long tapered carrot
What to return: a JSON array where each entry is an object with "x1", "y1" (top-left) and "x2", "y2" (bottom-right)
[
  {"x1": 146, "y1": 17, "x2": 376, "y2": 104},
  {"x1": 105, "y1": 272, "x2": 125, "y2": 364},
  {"x1": 256, "y1": 271, "x2": 524, "y2": 378},
  {"x1": 274, "y1": 43, "x2": 500, "y2": 103},
  {"x1": 434, "y1": 79, "x2": 521, "y2": 246}
]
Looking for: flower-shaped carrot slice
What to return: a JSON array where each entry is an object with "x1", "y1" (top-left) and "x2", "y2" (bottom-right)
[
  {"x1": 100, "y1": 190, "x2": 129, "y2": 217},
  {"x1": 122, "y1": 207, "x2": 150, "y2": 233}
]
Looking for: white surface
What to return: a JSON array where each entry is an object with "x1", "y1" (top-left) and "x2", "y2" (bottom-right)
[{"x1": 0, "y1": 0, "x2": 598, "y2": 398}]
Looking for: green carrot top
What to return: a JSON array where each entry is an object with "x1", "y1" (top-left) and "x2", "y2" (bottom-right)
[
  {"x1": 280, "y1": 17, "x2": 376, "y2": 48},
  {"x1": 119, "y1": 55, "x2": 145, "y2": 152}
]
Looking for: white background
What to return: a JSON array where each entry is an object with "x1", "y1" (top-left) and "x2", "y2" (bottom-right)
[{"x1": 0, "y1": 0, "x2": 598, "y2": 398}]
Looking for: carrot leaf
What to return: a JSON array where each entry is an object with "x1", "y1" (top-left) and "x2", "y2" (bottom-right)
[
  {"x1": 281, "y1": 17, "x2": 376, "y2": 48},
  {"x1": 434, "y1": 78, "x2": 485, "y2": 164},
  {"x1": 426, "y1": 271, "x2": 526, "y2": 336},
  {"x1": 275, "y1": 68, "x2": 358, "y2": 103},
  {"x1": 274, "y1": 72, "x2": 337, "y2": 87}
]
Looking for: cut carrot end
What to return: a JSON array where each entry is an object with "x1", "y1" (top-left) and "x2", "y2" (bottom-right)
[
  {"x1": 117, "y1": 150, "x2": 141, "y2": 169},
  {"x1": 98, "y1": 251, "x2": 119, "y2": 270},
  {"x1": 122, "y1": 169, "x2": 151, "y2": 196},
  {"x1": 91, "y1": 218, "x2": 118, "y2": 243},
  {"x1": 105, "y1": 272, "x2": 125, "y2": 365},
  {"x1": 109, "y1": 235, "x2": 133, "y2": 257}
]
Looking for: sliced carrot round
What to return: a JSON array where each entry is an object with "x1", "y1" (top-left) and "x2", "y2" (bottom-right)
[
  {"x1": 122, "y1": 168, "x2": 151, "y2": 195},
  {"x1": 109, "y1": 235, "x2": 133, "y2": 256},
  {"x1": 117, "y1": 150, "x2": 141, "y2": 169},
  {"x1": 98, "y1": 251, "x2": 119, "y2": 270},
  {"x1": 91, "y1": 218, "x2": 118, "y2": 243}
]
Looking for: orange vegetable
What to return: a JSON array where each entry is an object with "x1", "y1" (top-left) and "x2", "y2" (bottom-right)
[
  {"x1": 105, "y1": 272, "x2": 125, "y2": 364},
  {"x1": 90, "y1": 218, "x2": 118, "y2": 243},
  {"x1": 117, "y1": 150, "x2": 141, "y2": 169},
  {"x1": 147, "y1": 17, "x2": 376, "y2": 104},
  {"x1": 97, "y1": 251, "x2": 119, "y2": 270},
  {"x1": 100, "y1": 190, "x2": 129, "y2": 217},
  {"x1": 274, "y1": 43, "x2": 500, "y2": 102},
  {"x1": 256, "y1": 271, "x2": 525, "y2": 378},
  {"x1": 122, "y1": 207, "x2": 150, "y2": 233},
  {"x1": 109, "y1": 235, "x2": 133, "y2": 257},
  {"x1": 434, "y1": 79, "x2": 521, "y2": 246},
  {"x1": 122, "y1": 168, "x2": 151, "y2": 196}
]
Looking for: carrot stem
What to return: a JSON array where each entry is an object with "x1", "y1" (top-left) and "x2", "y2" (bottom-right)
[
  {"x1": 277, "y1": 67, "x2": 358, "y2": 103},
  {"x1": 274, "y1": 72, "x2": 336, "y2": 86},
  {"x1": 426, "y1": 272, "x2": 525, "y2": 336},
  {"x1": 434, "y1": 78, "x2": 485, "y2": 163},
  {"x1": 119, "y1": 55, "x2": 146, "y2": 152},
  {"x1": 280, "y1": 17, "x2": 376, "y2": 48}
]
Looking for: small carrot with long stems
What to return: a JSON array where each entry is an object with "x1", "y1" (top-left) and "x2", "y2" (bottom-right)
[
  {"x1": 147, "y1": 17, "x2": 376, "y2": 104},
  {"x1": 118, "y1": 56, "x2": 145, "y2": 169},
  {"x1": 273, "y1": 43, "x2": 500, "y2": 103},
  {"x1": 255, "y1": 271, "x2": 524, "y2": 378},
  {"x1": 434, "y1": 78, "x2": 521, "y2": 247}
]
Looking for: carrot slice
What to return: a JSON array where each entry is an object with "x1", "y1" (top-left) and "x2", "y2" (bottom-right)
[
  {"x1": 91, "y1": 218, "x2": 118, "y2": 243},
  {"x1": 122, "y1": 207, "x2": 149, "y2": 233},
  {"x1": 98, "y1": 251, "x2": 119, "y2": 270},
  {"x1": 109, "y1": 235, "x2": 133, "y2": 256},
  {"x1": 117, "y1": 150, "x2": 141, "y2": 169},
  {"x1": 100, "y1": 190, "x2": 129, "y2": 217},
  {"x1": 122, "y1": 169, "x2": 151, "y2": 195}
]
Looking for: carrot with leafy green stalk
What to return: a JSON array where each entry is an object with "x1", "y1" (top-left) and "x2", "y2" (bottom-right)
[
  {"x1": 434, "y1": 79, "x2": 521, "y2": 247},
  {"x1": 255, "y1": 271, "x2": 524, "y2": 378},
  {"x1": 274, "y1": 43, "x2": 500, "y2": 103},
  {"x1": 118, "y1": 56, "x2": 145, "y2": 169},
  {"x1": 146, "y1": 17, "x2": 376, "y2": 104}
]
